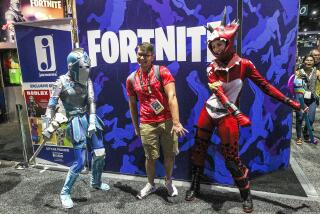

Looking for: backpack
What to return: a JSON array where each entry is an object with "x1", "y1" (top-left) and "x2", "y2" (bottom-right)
[{"x1": 128, "y1": 65, "x2": 163, "y2": 98}]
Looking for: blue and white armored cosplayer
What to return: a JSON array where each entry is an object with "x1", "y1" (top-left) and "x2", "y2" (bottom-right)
[{"x1": 42, "y1": 48, "x2": 110, "y2": 209}]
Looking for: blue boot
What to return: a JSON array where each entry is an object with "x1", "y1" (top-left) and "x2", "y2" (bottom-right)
[
  {"x1": 60, "y1": 171, "x2": 79, "y2": 209},
  {"x1": 91, "y1": 155, "x2": 110, "y2": 191}
]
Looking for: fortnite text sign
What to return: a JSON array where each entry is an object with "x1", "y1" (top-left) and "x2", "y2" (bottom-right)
[{"x1": 76, "y1": 0, "x2": 299, "y2": 184}]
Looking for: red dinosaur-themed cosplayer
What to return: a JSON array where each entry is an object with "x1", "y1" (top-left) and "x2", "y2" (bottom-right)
[{"x1": 185, "y1": 9, "x2": 301, "y2": 213}]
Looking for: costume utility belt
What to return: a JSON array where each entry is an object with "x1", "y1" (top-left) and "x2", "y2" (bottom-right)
[
  {"x1": 205, "y1": 103, "x2": 228, "y2": 114},
  {"x1": 67, "y1": 108, "x2": 87, "y2": 117}
]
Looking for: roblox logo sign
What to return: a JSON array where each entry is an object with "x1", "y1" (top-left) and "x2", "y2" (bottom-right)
[{"x1": 34, "y1": 35, "x2": 57, "y2": 77}]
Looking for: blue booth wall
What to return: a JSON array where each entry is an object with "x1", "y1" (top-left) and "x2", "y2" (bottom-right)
[
  {"x1": 240, "y1": 0, "x2": 299, "y2": 177},
  {"x1": 76, "y1": 0, "x2": 299, "y2": 184}
]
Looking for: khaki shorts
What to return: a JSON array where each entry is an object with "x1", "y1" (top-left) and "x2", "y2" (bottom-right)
[{"x1": 140, "y1": 120, "x2": 179, "y2": 160}]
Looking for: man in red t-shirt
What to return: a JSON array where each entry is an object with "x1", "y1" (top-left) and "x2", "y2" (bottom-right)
[{"x1": 126, "y1": 42, "x2": 188, "y2": 199}]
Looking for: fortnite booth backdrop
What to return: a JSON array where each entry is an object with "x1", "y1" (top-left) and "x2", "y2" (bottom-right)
[
  {"x1": 75, "y1": 0, "x2": 299, "y2": 183},
  {"x1": 15, "y1": 19, "x2": 74, "y2": 167},
  {"x1": 0, "y1": 0, "x2": 64, "y2": 42},
  {"x1": 75, "y1": 0, "x2": 299, "y2": 185},
  {"x1": 240, "y1": 1, "x2": 299, "y2": 176}
]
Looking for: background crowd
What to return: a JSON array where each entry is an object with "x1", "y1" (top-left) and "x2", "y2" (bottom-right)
[{"x1": 293, "y1": 48, "x2": 320, "y2": 145}]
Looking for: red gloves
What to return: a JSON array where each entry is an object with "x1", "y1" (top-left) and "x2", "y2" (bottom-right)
[
  {"x1": 235, "y1": 112, "x2": 251, "y2": 127},
  {"x1": 286, "y1": 98, "x2": 301, "y2": 111}
]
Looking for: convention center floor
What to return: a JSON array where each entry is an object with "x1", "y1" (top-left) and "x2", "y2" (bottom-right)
[{"x1": 0, "y1": 108, "x2": 319, "y2": 213}]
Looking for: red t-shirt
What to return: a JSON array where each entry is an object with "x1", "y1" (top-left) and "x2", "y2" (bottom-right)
[{"x1": 126, "y1": 65, "x2": 175, "y2": 124}]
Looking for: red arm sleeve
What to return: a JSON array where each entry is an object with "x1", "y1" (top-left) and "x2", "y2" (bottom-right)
[{"x1": 244, "y1": 59, "x2": 287, "y2": 102}]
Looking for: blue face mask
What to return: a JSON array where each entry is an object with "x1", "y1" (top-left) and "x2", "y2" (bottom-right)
[{"x1": 67, "y1": 49, "x2": 91, "y2": 85}]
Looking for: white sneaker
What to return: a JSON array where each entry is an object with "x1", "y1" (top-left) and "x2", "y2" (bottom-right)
[
  {"x1": 136, "y1": 183, "x2": 156, "y2": 199},
  {"x1": 165, "y1": 179, "x2": 178, "y2": 197}
]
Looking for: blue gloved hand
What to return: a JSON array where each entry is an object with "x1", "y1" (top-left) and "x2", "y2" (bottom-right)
[{"x1": 88, "y1": 114, "x2": 97, "y2": 137}]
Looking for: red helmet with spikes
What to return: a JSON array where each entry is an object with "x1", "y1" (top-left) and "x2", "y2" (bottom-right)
[{"x1": 206, "y1": 7, "x2": 240, "y2": 61}]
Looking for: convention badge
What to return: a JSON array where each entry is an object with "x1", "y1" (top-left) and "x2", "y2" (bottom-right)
[
  {"x1": 150, "y1": 99, "x2": 164, "y2": 115},
  {"x1": 304, "y1": 91, "x2": 312, "y2": 99}
]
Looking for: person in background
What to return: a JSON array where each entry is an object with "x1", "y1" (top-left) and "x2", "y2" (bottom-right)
[
  {"x1": 294, "y1": 55, "x2": 320, "y2": 144},
  {"x1": 310, "y1": 49, "x2": 320, "y2": 99},
  {"x1": 293, "y1": 61, "x2": 309, "y2": 145},
  {"x1": 310, "y1": 49, "x2": 320, "y2": 69},
  {"x1": 126, "y1": 42, "x2": 188, "y2": 200}
]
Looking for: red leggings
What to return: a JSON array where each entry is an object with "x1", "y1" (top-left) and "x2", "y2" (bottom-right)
[{"x1": 191, "y1": 106, "x2": 249, "y2": 190}]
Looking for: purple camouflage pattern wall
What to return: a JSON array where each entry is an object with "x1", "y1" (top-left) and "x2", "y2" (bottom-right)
[{"x1": 75, "y1": 0, "x2": 299, "y2": 184}]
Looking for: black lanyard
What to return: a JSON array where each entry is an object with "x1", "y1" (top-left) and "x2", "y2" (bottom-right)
[{"x1": 139, "y1": 69, "x2": 152, "y2": 95}]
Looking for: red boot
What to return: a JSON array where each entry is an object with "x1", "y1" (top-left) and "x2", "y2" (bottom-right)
[{"x1": 240, "y1": 189, "x2": 253, "y2": 213}]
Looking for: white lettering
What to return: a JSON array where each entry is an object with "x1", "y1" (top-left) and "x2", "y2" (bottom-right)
[
  {"x1": 87, "y1": 24, "x2": 217, "y2": 66},
  {"x1": 176, "y1": 26, "x2": 186, "y2": 61},
  {"x1": 26, "y1": 91, "x2": 48, "y2": 96},
  {"x1": 87, "y1": 30, "x2": 101, "y2": 67},
  {"x1": 30, "y1": 0, "x2": 62, "y2": 9},
  {"x1": 187, "y1": 26, "x2": 206, "y2": 62},
  {"x1": 155, "y1": 26, "x2": 175, "y2": 61},
  {"x1": 101, "y1": 31, "x2": 119, "y2": 64},
  {"x1": 137, "y1": 29, "x2": 154, "y2": 44},
  {"x1": 119, "y1": 30, "x2": 137, "y2": 63}
]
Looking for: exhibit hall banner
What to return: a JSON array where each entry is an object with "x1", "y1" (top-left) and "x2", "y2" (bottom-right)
[
  {"x1": 20, "y1": 0, "x2": 64, "y2": 21},
  {"x1": 0, "y1": 0, "x2": 65, "y2": 42},
  {"x1": 15, "y1": 19, "x2": 74, "y2": 168},
  {"x1": 76, "y1": 0, "x2": 299, "y2": 184}
]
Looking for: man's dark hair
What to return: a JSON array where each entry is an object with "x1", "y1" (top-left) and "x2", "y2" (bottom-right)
[{"x1": 137, "y1": 42, "x2": 154, "y2": 54}]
